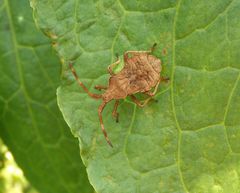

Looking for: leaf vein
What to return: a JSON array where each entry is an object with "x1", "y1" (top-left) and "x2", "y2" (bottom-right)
[
  {"x1": 172, "y1": 0, "x2": 189, "y2": 192},
  {"x1": 176, "y1": 0, "x2": 234, "y2": 41}
]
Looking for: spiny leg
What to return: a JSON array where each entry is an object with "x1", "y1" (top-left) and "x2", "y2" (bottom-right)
[
  {"x1": 98, "y1": 101, "x2": 113, "y2": 147},
  {"x1": 144, "y1": 91, "x2": 155, "y2": 97},
  {"x1": 108, "y1": 54, "x2": 120, "y2": 75},
  {"x1": 144, "y1": 76, "x2": 169, "y2": 97},
  {"x1": 144, "y1": 92, "x2": 158, "y2": 103},
  {"x1": 94, "y1": 85, "x2": 108, "y2": 91},
  {"x1": 130, "y1": 78, "x2": 161, "y2": 107},
  {"x1": 161, "y1": 76, "x2": 170, "y2": 83},
  {"x1": 112, "y1": 100, "x2": 119, "y2": 123},
  {"x1": 150, "y1": 42, "x2": 157, "y2": 52},
  {"x1": 144, "y1": 79, "x2": 161, "y2": 97},
  {"x1": 130, "y1": 95, "x2": 153, "y2": 108},
  {"x1": 69, "y1": 63, "x2": 102, "y2": 99}
]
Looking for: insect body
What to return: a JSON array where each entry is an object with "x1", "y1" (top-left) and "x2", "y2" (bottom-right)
[{"x1": 69, "y1": 44, "x2": 168, "y2": 147}]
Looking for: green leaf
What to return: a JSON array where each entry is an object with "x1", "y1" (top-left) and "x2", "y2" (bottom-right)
[
  {"x1": 0, "y1": 1, "x2": 94, "y2": 193},
  {"x1": 31, "y1": 0, "x2": 240, "y2": 192}
]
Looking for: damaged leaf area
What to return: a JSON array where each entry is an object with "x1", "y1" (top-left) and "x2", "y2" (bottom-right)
[{"x1": 31, "y1": 0, "x2": 240, "y2": 192}]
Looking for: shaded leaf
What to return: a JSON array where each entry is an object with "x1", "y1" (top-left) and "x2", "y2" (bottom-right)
[{"x1": 0, "y1": 0, "x2": 94, "y2": 193}]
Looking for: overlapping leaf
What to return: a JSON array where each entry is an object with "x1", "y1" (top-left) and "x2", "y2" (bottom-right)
[{"x1": 0, "y1": 0, "x2": 93, "y2": 193}]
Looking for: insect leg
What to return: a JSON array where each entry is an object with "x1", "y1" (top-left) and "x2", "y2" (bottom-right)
[
  {"x1": 144, "y1": 79, "x2": 161, "y2": 97},
  {"x1": 144, "y1": 91, "x2": 155, "y2": 97},
  {"x1": 143, "y1": 76, "x2": 169, "y2": 101},
  {"x1": 143, "y1": 76, "x2": 169, "y2": 102},
  {"x1": 150, "y1": 43, "x2": 157, "y2": 52},
  {"x1": 151, "y1": 79, "x2": 161, "y2": 95},
  {"x1": 112, "y1": 100, "x2": 120, "y2": 123},
  {"x1": 94, "y1": 85, "x2": 108, "y2": 91},
  {"x1": 130, "y1": 78, "x2": 160, "y2": 108},
  {"x1": 143, "y1": 91, "x2": 158, "y2": 103},
  {"x1": 98, "y1": 101, "x2": 113, "y2": 147},
  {"x1": 130, "y1": 95, "x2": 152, "y2": 108},
  {"x1": 108, "y1": 54, "x2": 120, "y2": 75},
  {"x1": 69, "y1": 63, "x2": 102, "y2": 99},
  {"x1": 161, "y1": 76, "x2": 170, "y2": 83}
]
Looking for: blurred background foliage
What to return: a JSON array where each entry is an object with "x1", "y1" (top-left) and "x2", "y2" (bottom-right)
[{"x1": 0, "y1": 139, "x2": 38, "y2": 193}]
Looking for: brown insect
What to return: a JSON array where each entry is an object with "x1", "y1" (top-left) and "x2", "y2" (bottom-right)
[{"x1": 69, "y1": 43, "x2": 169, "y2": 147}]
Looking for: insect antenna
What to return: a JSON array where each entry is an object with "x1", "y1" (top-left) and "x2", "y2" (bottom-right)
[
  {"x1": 69, "y1": 63, "x2": 102, "y2": 99},
  {"x1": 98, "y1": 101, "x2": 113, "y2": 147}
]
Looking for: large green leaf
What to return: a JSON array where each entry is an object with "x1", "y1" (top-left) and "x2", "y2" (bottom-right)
[
  {"x1": 31, "y1": 0, "x2": 240, "y2": 192},
  {"x1": 0, "y1": 0, "x2": 93, "y2": 193}
]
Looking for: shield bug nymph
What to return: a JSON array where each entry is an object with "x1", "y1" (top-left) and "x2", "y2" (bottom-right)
[{"x1": 69, "y1": 43, "x2": 169, "y2": 147}]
